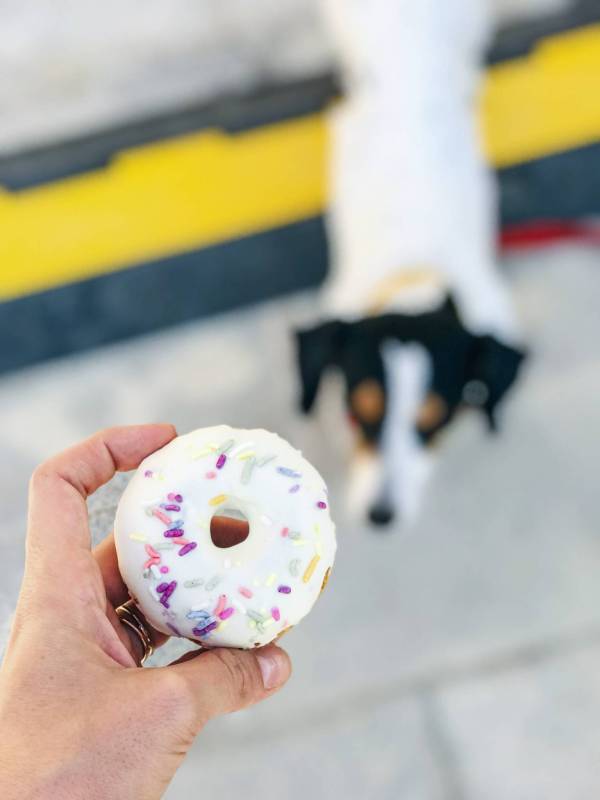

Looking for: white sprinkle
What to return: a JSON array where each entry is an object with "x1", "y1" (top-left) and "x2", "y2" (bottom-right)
[
  {"x1": 224, "y1": 559, "x2": 232, "y2": 569},
  {"x1": 231, "y1": 441, "x2": 255, "y2": 457},
  {"x1": 147, "y1": 585, "x2": 159, "y2": 602},
  {"x1": 261, "y1": 515, "x2": 273, "y2": 526},
  {"x1": 150, "y1": 565, "x2": 162, "y2": 580},
  {"x1": 184, "y1": 578, "x2": 204, "y2": 588}
]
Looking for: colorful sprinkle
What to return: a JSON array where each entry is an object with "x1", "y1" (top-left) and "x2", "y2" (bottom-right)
[
  {"x1": 239, "y1": 586, "x2": 253, "y2": 599},
  {"x1": 154, "y1": 541, "x2": 174, "y2": 551},
  {"x1": 184, "y1": 578, "x2": 204, "y2": 588},
  {"x1": 216, "y1": 454, "x2": 227, "y2": 470},
  {"x1": 241, "y1": 456, "x2": 257, "y2": 485},
  {"x1": 164, "y1": 528, "x2": 185, "y2": 538},
  {"x1": 213, "y1": 595, "x2": 227, "y2": 616},
  {"x1": 187, "y1": 609, "x2": 212, "y2": 621},
  {"x1": 145, "y1": 544, "x2": 160, "y2": 559},
  {"x1": 205, "y1": 575, "x2": 222, "y2": 591},
  {"x1": 247, "y1": 609, "x2": 266, "y2": 623},
  {"x1": 160, "y1": 566, "x2": 169, "y2": 574},
  {"x1": 261, "y1": 515, "x2": 273, "y2": 526},
  {"x1": 303, "y1": 555, "x2": 321, "y2": 583},
  {"x1": 143, "y1": 556, "x2": 160, "y2": 570},
  {"x1": 144, "y1": 470, "x2": 154, "y2": 478},
  {"x1": 193, "y1": 620, "x2": 218, "y2": 637},
  {"x1": 152, "y1": 509, "x2": 172, "y2": 526},
  {"x1": 289, "y1": 559, "x2": 301, "y2": 577},
  {"x1": 278, "y1": 585, "x2": 292, "y2": 594},
  {"x1": 271, "y1": 607, "x2": 281, "y2": 621},
  {"x1": 191, "y1": 445, "x2": 217, "y2": 459},
  {"x1": 277, "y1": 466, "x2": 302, "y2": 479},
  {"x1": 156, "y1": 582, "x2": 169, "y2": 593},
  {"x1": 172, "y1": 537, "x2": 190, "y2": 546},
  {"x1": 232, "y1": 441, "x2": 255, "y2": 457},
  {"x1": 150, "y1": 564, "x2": 162, "y2": 580},
  {"x1": 205, "y1": 471, "x2": 217, "y2": 480},
  {"x1": 168, "y1": 493, "x2": 183, "y2": 502},
  {"x1": 289, "y1": 484, "x2": 301, "y2": 494},
  {"x1": 161, "y1": 504, "x2": 181, "y2": 512},
  {"x1": 317, "y1": 501, "x2": 327, "y2": 510},
  {"x1": 287, "y1": 530, "x2": 301, "y2": 540},
  {"x1": 265, "y1": 573, "x2": 277, "y2": 587},
  {"x1": 209, "y1": 494, "x2": 227, "y2": 507},
  {"x1": 237, "y1": 451, "x2": 256, "y2": 461},
  {"x1": 257, "y1": 455, "x2": 276, "y2": 467},
  {"x1": 218, "y1": 439, "x2": 235, "y2": 454},
  {"x1": 281, "y1": 527, "x2": 289, "y2": 538},
  {"x1": 129, "y1": 532, "x2": 147, "y2": 542},
  {"x1": 178, "y1": 542, "x2": 198, "y2": 557},
  {"x1": 219, "y1": 607, "x2": 235, "y2": 621}
]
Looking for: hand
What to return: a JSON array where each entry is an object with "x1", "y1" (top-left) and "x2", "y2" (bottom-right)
[{"x1": 0, "y1": 425, "x2": 291, "y2": 800}]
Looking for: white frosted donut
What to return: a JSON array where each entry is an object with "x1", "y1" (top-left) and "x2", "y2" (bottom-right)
[{"x1": 114, "y1": 425, "x2": 336, "y2": 649}]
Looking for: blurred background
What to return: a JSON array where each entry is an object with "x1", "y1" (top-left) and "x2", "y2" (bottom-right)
[{"x1": 1, "y1": 0, "x2": 600, "y2": 797}]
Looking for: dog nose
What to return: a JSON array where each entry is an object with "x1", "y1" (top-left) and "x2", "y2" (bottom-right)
[{"x1": 368, "y1": 502, "x2": 395, "y2": 527}]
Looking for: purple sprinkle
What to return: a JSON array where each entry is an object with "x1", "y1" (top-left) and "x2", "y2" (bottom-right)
[
  {"x1": 277, "y1": 466, "x2": 302, "y2": 479},
  {"x1": 159, "y1": 595, "x2": 170, "y2": 608},
  {"x1": 161, "y1": 504, "x2": 181, "y2": 512},
  {"x1": 163, "y1": 581, "x2": 177, "y2": 599},
  {"x1": 317, "y1": 501, "x2": 327, "y2": 509},
  {"x1": 144, "y1": 470, "x2": 153, "y2": 478},
  {"x1": 178, "y1": 542, "x2": 198, "y2": 557},
  {"x1": 289, "y1": 484, "x2": 301, "y2": 494},
  {"x1": 219, "y1": 607, "x2": 235, "y2": 621},
  {"x1": 193, "y1": 620, "x2": 219, "y2": 637},
  {"x1": 164, "y1": 528, "x2": 185, "y2": 538},
  {"x1": 278, "y1": 585, "x2": 292, "y2": 594},
  {"x1": 156, "y1": 582, "x2": 169, "y2": 593},
  {"x1": 216, "y1": 453, "x2": 227, "y2": 470},
  {"x1": 168, "y1": 493, "x2": 183, "y2": 503},
  {"x1": 166, "y1": 622, "x2": 181, "y2": 636}
]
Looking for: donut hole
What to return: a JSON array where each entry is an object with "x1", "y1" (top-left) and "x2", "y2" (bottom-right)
[{"x1": 210, "y1": 507, "x2": 250, "y2": 549}]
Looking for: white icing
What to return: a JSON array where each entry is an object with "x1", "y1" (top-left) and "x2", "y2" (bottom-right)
[{"x1": 114, "y1": 425, "x2": 336, "y2": 649}]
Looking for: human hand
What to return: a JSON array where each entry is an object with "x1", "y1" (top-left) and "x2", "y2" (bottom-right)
[{"x1": 0, "y1": 425, "x2": 291, "y2": 799}]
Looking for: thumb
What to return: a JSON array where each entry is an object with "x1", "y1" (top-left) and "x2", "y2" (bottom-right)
[{"x1": 166, "y1": 644, "x2": 291, "y2": 723}]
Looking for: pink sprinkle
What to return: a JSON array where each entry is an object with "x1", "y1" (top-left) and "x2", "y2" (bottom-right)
[
  {"x1": 162, "y1": 504, "x2": 181, "y2": 512},
  {"x1": 160, "y1": 566, "x2": 169, "y2": 574},
  {"x1": 172, "y1": 537, "x2": 190, "y2": 546},
  {"x1": 143, "y1": 557, "x2": 160, "y2": 570},
  {"x1": 205, "y1": 471, "x2": 217, "y2": 480},
  {"x1": 152, "y1": 509, "x2": 172, "y2": 526},
  {"x1": 278, "y1": 585, "x2": 292, "y2": 594},
  {"x1": 216, "y1": 453, "x2": 227, "y2": 470},
  {"x1": 167, "y1": 493, "x2": 183, "y2": 502},
  {"x1": 145, "y1": 544, "x2": 160, "y2": 559},
  {"x1": 271, "y1": 607, "x2": 281, "y2": 621},
  {"x1": 317, "y1": 501, "x2": 327, "y2": 509},
  {"x1": 239, "y1": 586, "x2": 253, "y2": 599},
  {"x1": 178, "y1": 542, "x2": 197, "y2": 557},
  {"x1": 219, "y1": 607, "x2": 235, "y2": 621},
  {"x1": 213, "y1": 594, "x2": 227, "y2": 616},
  {"x1": 144, "y1": 470, "x2": 153, "y2": 478},
  {"x1": 281, "y1": 527, "x2": 289, "y2": 538}
]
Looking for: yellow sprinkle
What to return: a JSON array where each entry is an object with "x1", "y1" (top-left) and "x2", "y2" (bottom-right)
[
  {"x1": 265, "y1": 573, "x2": 277, "y2": 587},
  {"x1": 157, "y1": 474, "x2": 165, "y2": 482},
  {"x1": 262, "y1": 618, "x2": 275, "y2": 628},
  {"x1": 314, "y1": 523, "x2": 321, "y2": 535},
  {"x1": 218, "y1": 620, "x2": 230, "y2": 632},
  {"x1": 209, "y1": 494, "x2": 227, "y2": 506},
  {"x1": 292, "y1": 539, "x2": 308, "y2": 546},
  {"x1": 315, "y1": 542, "x2": 323, "y2": 557},
  {"x1": 237, "y1": 451, "x2": 256, "y2": 461},
  {"x1": 129, "y1": 532, "x2": 147, "y2": 542},
  {"x1": 303, "y1": 555, "x2": 321, "y2": 584}
]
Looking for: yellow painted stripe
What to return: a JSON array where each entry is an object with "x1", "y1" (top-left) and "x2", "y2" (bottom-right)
[
  {"x1": 483, "y1": 24, "x2": 600, "y2": 167},
  {"x1": 2, "y1": 24, "x2": 600, "y2": 303},
  {"x1": 0, "y1": 114, "x2": 328, "y2": 302}
]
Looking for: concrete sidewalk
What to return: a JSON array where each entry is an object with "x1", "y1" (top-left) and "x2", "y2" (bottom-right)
[{"x1": 1, "y1": 244, "x2": 599, "y2": 798}]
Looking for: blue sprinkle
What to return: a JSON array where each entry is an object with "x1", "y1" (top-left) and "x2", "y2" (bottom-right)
[{"x1": 277, "y1": 466, "x2": 302, "y2": 479}]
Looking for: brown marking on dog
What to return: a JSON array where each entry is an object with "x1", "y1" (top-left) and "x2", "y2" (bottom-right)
[{"x1": 350, "y1": 379, "x2": 385, "y2": 425}]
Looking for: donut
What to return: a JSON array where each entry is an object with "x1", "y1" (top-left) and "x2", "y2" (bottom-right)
[{"x1": 114, "y1": 425, "x2": 336, "y2": 649}]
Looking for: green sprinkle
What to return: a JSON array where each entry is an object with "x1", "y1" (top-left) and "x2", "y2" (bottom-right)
[
  {"x1": 205, "y1": 575, "x2": 222, "y2": 591},
  {"x1": 218, "y1": 439, "x2": 235, "y2": 455},
  {"x1": 184, "y1": 578, "x2": 204, "y2": 588},
  {"x1": 247, "y1": 609, "x2": 266, "y2": 623},
  {"x1": 257, "y1": 455, "x2": 276, "y2": 467},
  {"x1": 241, "y1": 455, "x2": 257, "y2": 485},
  {"x1": 153, "y1": 542, "x2": 175, "y2": 551}
]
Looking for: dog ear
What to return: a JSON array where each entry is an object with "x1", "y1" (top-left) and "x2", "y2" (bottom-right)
[
  {"x1": 295, "y1": 321, "x2": 347, "y2": 413},
  {"x1": 465, "y1": 336, "x2": 527, "y2": 431}
]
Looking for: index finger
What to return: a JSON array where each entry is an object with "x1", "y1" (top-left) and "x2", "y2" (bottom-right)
[{"x1": 27, "y1": 425, "x2": 176, "y2": 565}]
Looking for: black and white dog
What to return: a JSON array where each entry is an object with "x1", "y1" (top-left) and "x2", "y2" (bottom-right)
[{"x1": 296, "y1": 297, "x2": 525, "y2": 526}]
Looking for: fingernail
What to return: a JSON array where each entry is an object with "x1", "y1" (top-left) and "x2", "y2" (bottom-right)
[{"x1": 257, "y1": 647, "x2": 288, "y2": 690}]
